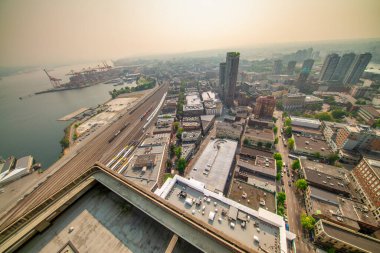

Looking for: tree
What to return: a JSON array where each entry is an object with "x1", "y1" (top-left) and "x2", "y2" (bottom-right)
[
  {"x1": 285, "y1": 126, "x2": 292, "y2": 136},
  {"x1": 176, "y1": 127, "x2": 184, "y2": 139},
  {"x1": 291, "y1": 159, "x2": 300, "y2": 170},
  {"x1": 176, "y1": 158, "x2": 187, "y2": 175},
  {"x1": 274, "y1": 137, "x2": 279, "y2": 144},
  {"x1": 288, "y1": 138, "x2": 295, "y2": 150},
  {"x1": 277, "y1": 205, "x2": 285, "y2": 216},
  {"x1": 372, "y1": 119, "x2": 380, "y2": 128},
  {"x1": 300, "y1": 213, "x2": 316, "y2": 230},
  {"x1": 277, "y1": 192, "x2": 286, "y2": 206},
  {"x1": 174, "y1": 146, "x2": 182, "y2": 159},
  {"x1": 243, "y1": 138, "x2": 250, "y2": 146},
  {"x1": 169, "y1": 144, "x2": 175, "y2": 158},
  {"x1": 284, "y1": 117, "x2": 292, "y2": 127},
  {"x1": 295, "y1": 179, "x2": 308, "y2": 191},
  {"x1": 257, "y1": 142, "x2": 263, "y2": 148},
  {"x1": 314, "y1": 152, "x2": 321, "y2": 159},
  {"x1": 328, "y1": 153, "x2": 339, "y2": 165},
  {"x1": 265, "y1": 142, "x2": 272, "y2": 149},
  {"x1": 331, "y1": 109, "x2": 348, "y2": 119},
  {"x1": 273, "y1": 153, "x2": 282, "y2": 161},
  {"x1": 327, "y1": 247, "x2": 336, "y2": 253},
  {"x1": 273, "y1": 126, "x2": 278, "y2": 134},
  {"x1": 314, "y1": 112, "x2": 333, "y2": 121},
  {"x1": 272, "y1": 117, "x2": 278, "y2": 123},
  {"x1": 166, "y1": 159, "x2": 172, "y2": 169},
  {"x1": 276, "y1": 160, "x2": 283, "y2": 171},
  {"x1": 173, "y1": 122, "x2": 179, "y2": 131}
]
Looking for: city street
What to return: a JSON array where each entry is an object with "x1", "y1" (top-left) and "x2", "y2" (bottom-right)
[{"x1": 274, "y1": 110, "x2": 316, "y2": 253}]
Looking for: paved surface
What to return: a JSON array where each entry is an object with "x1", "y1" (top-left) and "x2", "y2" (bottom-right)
[
  {"x1": 274, "y1": 110, "x2": 316, "y2": 253},
  {"x1": 0, "y1": 82, "x2": 168, "y2": 231},
  {"x1": 18, "y1": 184, "x2": 173, "y2": 253}
]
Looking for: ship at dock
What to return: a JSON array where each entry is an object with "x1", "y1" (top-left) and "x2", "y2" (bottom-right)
[{"x1": 36, "y1": 61, "x2": 140, "y2": 95}]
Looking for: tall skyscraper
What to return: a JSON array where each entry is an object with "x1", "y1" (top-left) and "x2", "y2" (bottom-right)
[
  {"x1": 273, "y1": 59, "x2": 283, "y2": 75},
  {"x1": 219, "y1": 62, "x2": 226, "y2": 98},
  {"x1": 224, "y1": 52, "x2": 240, "y2": 107},
  {"x1": 331, "y1": 53, "x2": 356, "y2": 82},
  {"x1": 319, "y1": 53, "x2": 340, "y2": 81},
  {"x1": 297, "y1": 59, "x2": 314, "y2": 85},
  {"x1": 343, "y1": 53, "x2": 372, "y2": 85},
  {"x1": 286, "y1": 61, "x2": 297, "y2": 75}
]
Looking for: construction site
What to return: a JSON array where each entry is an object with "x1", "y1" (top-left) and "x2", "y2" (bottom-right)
[{"x1": 37, "y1": 61, "x2": 138, "y2": 95}]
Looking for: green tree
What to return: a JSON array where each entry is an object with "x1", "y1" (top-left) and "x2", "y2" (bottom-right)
[
  {"x1": 284, "y1": 117, "x2": 292, "y2": 127},
  {"x1": 285, "y1": 126, "x2": 292, "y2": 136},
  {"x1": 257, "y1": 142, "x2": 263, "y2": 148},
  {"x1": 277, "y1": 192, "x2": 286, "y2": 206},
  {"x1": 273, "y1": 126, "x2": 278, "y2": 134},
  {"x1": 331, "y1": 109, "x2": 348, "y2": 119},
  {"x1": 328, "y1": 153, "x2": 339, "y2": 165},
  {"x1": 295, "y1": 179, "x2": 308, "y2": 191},
  {"x1": 277, "y1": 205, "x2": 285, "y2": 216},
  {"x1": 314, "y1": 152, "x2": 321, "y2": 159},
  {"x1": 372, "y1": 119, "x2": 380, "y2": 128},
  {"x1": 327, "y1": 247, "x2": 336, "y2": 253},
  {"x1": 274, "y1": 137, "x2": 279, "y2": 144},
  {"x1": 273, "y1": 153, "x2": 282, "y2": 160},
  {"x1": 174, "y1": 146, "x2": 182, "y2": 159},
  {"x1": 300, "y1": 213, "x2": 316, "y2": 230},
  {"x1": 169, "y1": 144, "x2": 175, "y2": 158},
  {"x1": 314, "y1": 112, "x2": 333, "y2": 121},
  {"x1": 276, "y1": 172, "x2": 281, "y2": 181},
  {"x1": 276, "y1": 160, "x2": 283, "y2": 171},
  {"x1": 291, "y1": 159, "x2": 300, "y2": 170},
  {"x1": 176, "y1": 127, "x2": 184, "y2": 139},
  {"x1": 243, "y1": 138, "x2": 250, "y2": 146},
  {"x1": 272, "y1": 117, "x2": 278, "y2": 123},
  {"x1": 173, "y1": 122, "x2": 179, "y2": 131},
  {"x1": 288, "y1": 138, "x2": 295, "y2": 150},
  {"x1": 166, "y1": 159, "x2": 173, "y2": 168},
  {"x1": 176, "y1": 158, "x2": 187, "y2": 175},
  {"x1": 265, "y1": 142, "x2": 272, "y2": 149}
]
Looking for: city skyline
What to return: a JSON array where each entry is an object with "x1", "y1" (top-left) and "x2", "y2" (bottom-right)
[{"x1": 1, "y1": 0, "x2": 380, "y2": 67}]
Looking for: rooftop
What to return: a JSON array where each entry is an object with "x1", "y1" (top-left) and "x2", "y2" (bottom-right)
[
  {"x1": 189, "y1": 139, "x2": 238, "y2": 194},
  {"x1": 18, "y1": 184, "x2": 174, "y2": 253},
  {"x1": 321, "y1": 220, "x2": 380, "y2": 253},
  {"x1": 14, "y1": 156, "x2": 33, "y2": 170},
  {"x1": 156, "y1": 175, "x2": 291, "y2": 253},
  {"x1": 237, "y1": 156, "x2": 277, "y2": 178},
  {"x1": 301, "y1": 159, "x2": 349, "y2": 179},
  {"x1": 182, "y1": 131, "x2": 202, "y2": 142},
  {"x1": 360, "y1": 105, "x2": 380, "y2": 117},
  {"x1": 293, "y1": 135, "x2": 332, "y2": 157},
  {"x1": 290, "y1": 116, "x2": 321, "y2": 127},
  {"x1": 228, "y1": 179, "x2": 276, "y2": 213},
  {"x1": 363, "y1": 157, "x2": 380, "y2": 178},
  {"x1": 245, "y1": 127, "x2": 275, "y2": 142},
  {"x1": 240, "y1": 146, "x2": 273, "y2": 158}
]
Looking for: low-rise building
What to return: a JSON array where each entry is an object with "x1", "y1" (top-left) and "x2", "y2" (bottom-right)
[
  {"x1": 290, "y1": 116, "x2": 321, "y2": 129},
  {"x1": 293, "y1": 135, "x2": 333, "y2": 159},
  {"x1": 358, "y1": 105, "x2": 380, "y2": 125},
  {"x1": 244, "y1": 127, "x2": 275, "y2": 149},
  {"x1": 300, "y1": 159, "x2": 351, "y2": 197},
  {"x1": 181, "y1": 143, "x2": 196, "y2": 162},
  {"x1": 200, "y1": 115, "x2": 215, "y2": 135},
  {"x1": 189, "y1": 139, "x2": 237, "y2": 194},
  {"x1": 215, "y1": 121, "x2": 243, "y2": 141},
  {"x1": 351, "y1": 157, "x2": 380, "y2": 221},
  {"x1": 282, "y1": 93, "x2": 306, "y2": 111},
  {"x1": 314, "y1": 219, "x2": 380, "y2": 253},
  {"x1": 0, "y1": 156, "x2": 33, "y2": 186},
  {"x1": 304, "y1": 95, "x2": 323, "y2": 109},
  {"x1": 335, "y1": 124, "x2": 380, "y2": 152},
  {"x1": 155, "y1": 175, "x2": 295, "y2": 253},
  {"x1": 181, "y1": 131, "x2": 202, "y2": 145}
]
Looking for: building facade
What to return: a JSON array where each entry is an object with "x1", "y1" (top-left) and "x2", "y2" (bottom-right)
[
  {"x1": 331, "y1": 53, "x2": 356, "y2": 82},
  {"x1": 224, "y1": 52, "x2": 240, "y2": 107},
  {"x1": 254, "y1": 96, "x2": 275, "y2": 119},
  {"x1": 287, "y1": 60, "x2": 297, "y2": 75},
  {"x1": 319, "y1": 53, "x2": 340, "y2": 82},
  {"x1": 351, "y1": 157, "x2": 380, "y2": 221},
  {"x1": 343, "y1": 53, "x2": 372, "y2": 85},
  {"x1": 282, "y1": 94, "x2": 306, "y2": 111}
]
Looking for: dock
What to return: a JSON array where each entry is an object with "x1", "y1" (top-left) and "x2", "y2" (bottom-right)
[{"x1": 58, "y1": 107, "x2": 89, "y2": 121}]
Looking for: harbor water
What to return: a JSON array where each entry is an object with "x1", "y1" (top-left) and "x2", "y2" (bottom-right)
[{"x1": 0, "y1": 63, "x2": 134, "y2": 168}]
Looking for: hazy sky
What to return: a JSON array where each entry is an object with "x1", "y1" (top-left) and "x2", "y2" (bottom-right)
[{"x1": 1, "y1": 0, "x2": 379, "y2": 67}]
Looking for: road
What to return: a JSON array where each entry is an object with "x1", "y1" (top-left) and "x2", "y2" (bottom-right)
[
  {"x1": 0, "y1": 82, "x2": 168, "y2": 231},
  {"x1": 274, "y1": 110, "x2": 315, "y2": 253}
]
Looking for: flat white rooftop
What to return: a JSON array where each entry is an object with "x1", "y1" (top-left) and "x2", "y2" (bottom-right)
[
  {"x1": 155, "y1": 175, "x2": 293, "y2": 253},
  {"x1": 189, "y1": 139, "x2": 238, "y2": 194}
]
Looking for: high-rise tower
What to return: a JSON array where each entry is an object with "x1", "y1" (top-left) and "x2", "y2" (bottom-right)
[
  {"x1": 224, "y1": 52, "x2": 240, "y2": 107},
  {"x1": 343, "y1": 53, "x2": 372, "y2": 85},
  {"x1": 319, "y1": 53, "x2": 340, "y2": 81},
  {"x1": 331, "y1": 53, "x2": 356, "y2": 82}
]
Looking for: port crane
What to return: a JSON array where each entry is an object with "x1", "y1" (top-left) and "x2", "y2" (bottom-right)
[{"x1": 43, "y1": 69, "x2": 62, "y2": 88}]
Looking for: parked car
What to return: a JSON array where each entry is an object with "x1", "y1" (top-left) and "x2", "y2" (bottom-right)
[{"x1": 288, "y1": 181, "x2": 291, "y2": 187}]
